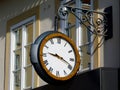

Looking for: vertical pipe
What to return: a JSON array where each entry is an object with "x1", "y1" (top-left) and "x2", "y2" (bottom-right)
[
  {"x1": 75, "y1": 0, "x2": 83, "y2": 70},
  {"x1": 54, "y1": 16, "x2": 58, "y2": 31},
  {"x1": 90, "y1": 0, "x2": 94, "y2": 69},
  {"x1": 60, "y1": 0, "x2": 68, "y2": 34}
]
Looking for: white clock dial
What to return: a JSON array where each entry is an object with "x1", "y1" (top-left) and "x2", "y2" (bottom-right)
[{"x1": 42, "y1": 37, "x2": 76, "y2": 77}]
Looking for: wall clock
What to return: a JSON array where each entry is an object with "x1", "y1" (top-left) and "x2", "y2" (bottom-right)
[{"x1": 30, "y1": 31, "x2": 80, "y2": 84}]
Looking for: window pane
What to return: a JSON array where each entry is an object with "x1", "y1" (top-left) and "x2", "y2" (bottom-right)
[
  {"x1": 26, "y1": 23, "x2": 33, "y2": 44},
  {"x1": 25, "y1": 67, "x2": 32, "y2": 87},
  {"x1": 14, "y1": 50, "x2": 21, "y2": 70},
  {"x1": 80, "y1": 15, "x2": 91, "y2": 69},
  {"x1": 67, "y1": 3, "x2": 91, "y2": 70},
  {"x1": 15, "y1": 28, "x2": 22, "y2": 49},
  {"x1": 80, "y1": 46, "x2": 91, "y2": 69},
  {"x1": 13, "y1": 71, "x2": 21, "y2": 90},
  {"x1": 69, "y1": 27, "x2": 76, "y2": 42},
  {"x1": 25, "y1": 45, "x2": 31, "y2": 65},
  {"x1": 67, "y1": 4, "x2": 76, "y2": 41}
]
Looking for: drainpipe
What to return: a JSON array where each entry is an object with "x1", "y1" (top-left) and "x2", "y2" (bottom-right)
[
  {"x1": 75, "y1": 0, "x2": 84, "y2": 70},
  {"x1": 59, "y1": 0, "x2": 68, "y2": 34},
  {"x1": 90, "y1": 0, "x2": 94, "y2": 70}
]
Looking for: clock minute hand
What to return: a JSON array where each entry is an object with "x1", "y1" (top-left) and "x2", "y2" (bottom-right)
[
  {"x1": 60, "y1": 57, "x2": 70, "y2": 65},
  {"x1": 48, "y1": 52, "x2": 70, "y2": 65}
]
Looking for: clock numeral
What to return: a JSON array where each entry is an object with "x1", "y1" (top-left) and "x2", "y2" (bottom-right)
[
  {"x1": 43, "y1": 53, "x2": 47, "y2": 57},
  {"x1": 70, "y1": 58, "x2": 74, "y2": 62},
  {"x1": 44, "y1": 60, "x2": 49, "y2": 66},
  {"x1": 68, "y1": 50, "x2": 72, "y2": 53},
  {"x1": 49, "y1": 67, "x2": 53, "y2": 72},
  {"x1": 64, "y1": 42, "x2": 67, "y2": 47},
  {"x1": 50, "y1": 39, "x2": 54, "y2": 44},
  {"x1": 57, "y1": 38, "x2": 61, "y2": 44},
  {"x1": 45, "y1": 45, "x2": 49, "y2": 49},
  {"x1": 56, "y1": 71, "x2": 60, "y2": 77},
  {"x1": 68, "y1": 64, "x2": 72, "y2": 70},
  {"x1": 63, "y1": 70, "x2": 67, "y2": 75}
]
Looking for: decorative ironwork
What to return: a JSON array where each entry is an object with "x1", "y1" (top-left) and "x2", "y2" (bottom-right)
[{"x1": 57, "y1": 5, "x2": 107, "y2": 55}]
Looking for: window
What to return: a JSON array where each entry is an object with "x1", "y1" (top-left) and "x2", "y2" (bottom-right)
[
  {"x1": 10, "y1": 16, "x2": 36, "y2": 90},
  {"x1": 60, "y1": 0, "x2": 94, "y2": 71}
]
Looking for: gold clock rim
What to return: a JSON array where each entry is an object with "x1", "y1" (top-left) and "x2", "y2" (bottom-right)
[{"x1": 39, "y1": 32, "x2": 80, "y2": 81}]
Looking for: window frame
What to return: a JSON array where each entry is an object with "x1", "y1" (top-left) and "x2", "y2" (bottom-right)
[
  {"x1": 5, "y1": 6, "x2": 40, "y2": 90},
  {"x1": 59, "y1": 0, "x2": 95, "y2": 71},
  {"x1": 9, "y1": 16, "x2": 36, "y2": 90}
]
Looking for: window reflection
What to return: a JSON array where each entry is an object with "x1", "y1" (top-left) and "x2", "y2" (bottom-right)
[
  {"x1": 25, "y1": 67, "x2": 32, "y2": 87},
  {"x1": 15, "y1": 28, "x2": 22, "y2": 49},
  {"x1": 14, "y1": 50, "x2": 21, "y2": 70},
  {"x1": 15, "y1": 55, "x2": 21, "y2": 70},
  {"x1": 26, "y1": 23, "x2": 33, "y2": 44},
  {"x1": 25, "y1": 46, "x2": 31, "y2": 65},
  {"x1": 13, "y1": 71, "x2": 21, "y2": 90}
]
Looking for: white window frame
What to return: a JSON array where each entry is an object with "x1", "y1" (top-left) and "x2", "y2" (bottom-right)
[{"x1": 9, "y1": 16, "x2": 36, "y2": 90}]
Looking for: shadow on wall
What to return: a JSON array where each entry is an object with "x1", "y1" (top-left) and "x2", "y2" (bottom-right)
[{"x1": 0, "y1": 0, "x2": 54, "y2": 38}]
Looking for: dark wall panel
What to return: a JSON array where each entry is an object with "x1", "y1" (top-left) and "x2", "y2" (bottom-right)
[{"x1": 33, "y1": 68, "x2": 118, "y2": 90}]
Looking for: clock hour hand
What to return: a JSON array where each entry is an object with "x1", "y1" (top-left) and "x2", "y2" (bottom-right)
[
  {"x1": 48, "y1": 52, "x2": 59, "y2": 58},
  {"x1": 48, "y1": 52, "x2": 63, "y2": 60}
]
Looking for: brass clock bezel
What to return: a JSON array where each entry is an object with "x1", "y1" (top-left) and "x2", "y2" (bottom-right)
[{"x1": 39, "y1": 32, "x2": 80, "y2": 81}]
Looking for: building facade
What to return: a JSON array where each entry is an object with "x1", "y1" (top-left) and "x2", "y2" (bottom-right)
[{"x1": 0, "y1": 0, "x2": 119, "y2": 90}]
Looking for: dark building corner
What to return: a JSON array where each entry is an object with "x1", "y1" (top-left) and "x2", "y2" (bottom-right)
[{"x1": 33, "y1": 67, "x2": 119, "y2": 90}]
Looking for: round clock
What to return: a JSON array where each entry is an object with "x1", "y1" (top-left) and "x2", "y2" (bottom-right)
[{"x1": 30, "y1": 31, "x2": 80, "y2": 84}]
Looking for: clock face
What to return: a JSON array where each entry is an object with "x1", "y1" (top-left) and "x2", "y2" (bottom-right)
[
  {"x1": 43, "y1": 37, "x2": 75, "y2": 77},
  {"x1": 39, "y1": 32, "x2": 80, "y2": 81}
]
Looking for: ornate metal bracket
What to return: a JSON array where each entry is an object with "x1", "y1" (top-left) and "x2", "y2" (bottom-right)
[{"x1": 57, "y1": 5, "x2": 108, "y2": 55}]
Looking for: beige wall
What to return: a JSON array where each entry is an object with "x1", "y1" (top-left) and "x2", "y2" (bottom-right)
[
  {"x1": 40, "y1": 0, "x2": 55, "y2": 33},
  {"x1": 98, "y1": 0, "x2": 120, "y2": 68},
  {"x1": 0, "y1": 0, "x2": 55, "y2": 90}
]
